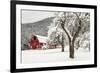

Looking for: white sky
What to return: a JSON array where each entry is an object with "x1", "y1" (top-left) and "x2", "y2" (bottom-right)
[{"x1": 22, "y1": 10, "x2": 55, "y2": 24}]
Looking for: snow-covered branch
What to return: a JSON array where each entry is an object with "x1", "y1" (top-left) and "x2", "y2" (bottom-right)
[{"x1": 63, "y1": 27, "x2": 73, "y2": 40}]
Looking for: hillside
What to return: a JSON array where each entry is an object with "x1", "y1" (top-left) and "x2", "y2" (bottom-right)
[
  {"x1": 21, "y1": 17, "x2": 54, "y2": 50},
  {"x1": 22, "y1": 17, "x2": 54, "y2": 36}
]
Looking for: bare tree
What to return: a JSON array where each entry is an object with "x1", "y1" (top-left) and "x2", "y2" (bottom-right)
[
  {"x1": 47, "y1": 12, "x2": 90, "y2": 57},
  {"x1": 58, "y1": 12, "x2": 82, "y2": 58}
]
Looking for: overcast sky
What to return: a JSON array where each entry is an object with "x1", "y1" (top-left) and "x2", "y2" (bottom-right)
[{"x1": 22, "y1": 10, "x2": 55, "y2": 24}]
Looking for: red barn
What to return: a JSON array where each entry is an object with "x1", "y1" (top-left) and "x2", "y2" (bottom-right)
[{"x1": 29, "y1": 35, "x2": 44, "y2": 49}]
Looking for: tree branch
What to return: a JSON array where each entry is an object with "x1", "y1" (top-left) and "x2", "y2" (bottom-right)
[
  {"x1": 61, "y1": 25, "x2": 72, "y2": 42},
  {"x1": 60, "y1": 13, "x2": 73, "y2": 41},
  {"x1": 72, "y1": 13, "x2": 82, "y2": 42}
]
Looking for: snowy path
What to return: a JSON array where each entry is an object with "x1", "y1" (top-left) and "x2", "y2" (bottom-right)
[{"x1": 22, "y1": 48, "x2": 91, "y2": 64}]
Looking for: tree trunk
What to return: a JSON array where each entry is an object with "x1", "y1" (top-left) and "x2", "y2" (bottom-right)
[
  {"x1": 61, "y1": 35, "x2": 64, "y2": 52},
  {"x1": 76, "y1": 40, "x2": 80, "y2": 50},
  {"x1": 89, "y1": 42, "x2": 90, "y2": 51},
  {"x1": 69, "y1": 41, "x2": 74, "y2": 58},
  {"x1": 61, "y1": 43, "x2": 64, "y2": 52},
  {"x1": 61, "y1": 26, "x2": 74, "y2": 58}
]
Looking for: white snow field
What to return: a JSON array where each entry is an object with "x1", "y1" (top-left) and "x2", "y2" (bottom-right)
[{"x1": 22, "y1": 47, "x2": 92, "y2": 64}]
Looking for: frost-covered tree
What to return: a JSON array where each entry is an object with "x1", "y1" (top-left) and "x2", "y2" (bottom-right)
[
  {"x1": 54, "y1": 12, "x2": 90, "y2": 58},
  {"x1": 47, "y1": 14, "x2": 65, "y2": 52},
  {"x1": 74, "y1": 13, "x2": 90, "y2": 50}
]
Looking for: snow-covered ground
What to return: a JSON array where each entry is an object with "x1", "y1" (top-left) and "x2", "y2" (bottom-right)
[{"x1": 22, "y1": 47, "x2": 91, "y2": 64}]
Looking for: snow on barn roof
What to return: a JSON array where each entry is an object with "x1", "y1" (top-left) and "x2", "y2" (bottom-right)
[{"x1": 36, "y1": 35, "x2": 47, "y2": 43}]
